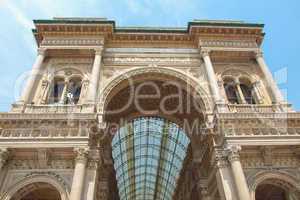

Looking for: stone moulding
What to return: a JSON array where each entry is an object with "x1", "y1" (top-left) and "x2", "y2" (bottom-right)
[{"x1": 41, "y1": 37, "x2": 104, "y2": 47}]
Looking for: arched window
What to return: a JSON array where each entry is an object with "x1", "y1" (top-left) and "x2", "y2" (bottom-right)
[
  {"x1": 239, "y1": 77, "x2": 256, "y2": 104},
  {"x1": 66, "y1": 78, "x2": 82, "y2": 104},
  {"x1": 223, "y1": 78, "x2": 239, "y2": 104},
  {"x1": 48, "y1": 77, "x2": 65, "y2": 104},
  {"x1": 240, "y1": 83, "x2": 255, "y2": 104}
]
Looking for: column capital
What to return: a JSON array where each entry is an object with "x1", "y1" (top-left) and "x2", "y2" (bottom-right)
[
  {"x1": 212, "y1": 148, "x2": 229, "y2": 169},
  {"x1": 197, "y1": 179, "x2": 210, "y2": 196},
  {"x1": 200, "y1": 49, "x2": 211, "y2": 57},
  {"x1": 252, "y1": 80, "x2": 261, "y2": 87},
  {"x1": 227, "y1": 145, "x2": 241, "y2": 162},
  {"x1": 94, "y1": 47, "x2": 104, "y2": 55},
  {"x1": 254, "y1": 49, "x2": 264, "y2": 59},
  {"x1": 74, "y1": 147, "x2": 89, "y2": 163},
  {"x1": 37, "y1": 47, "x2": 47, "y2": 56}
]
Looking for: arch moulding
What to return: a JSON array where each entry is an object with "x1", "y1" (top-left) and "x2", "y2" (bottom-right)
[
  {"x1": 97, "y1": 66, "x2": 213, "y2": 115},
  {"x1": 248, "y1": 170, "x2": 300, "y2": 200},
  {"x1": 1, "y1": 173, "x2": 69, "y2": 200}
]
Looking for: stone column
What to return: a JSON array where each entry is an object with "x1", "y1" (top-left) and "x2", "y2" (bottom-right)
[
  {"x1": 70, "y1": 148, "x2": 89, "y2": 200},
  {"x1": 227, "y1": 145, "x2": 251, "y2": 200},
  {"x1": 84, "y1": 149, "x2": 100, "y2": 200},
  {"x1": 201, "y1": 49, "x2": 223, "y2": 104},
  {"x1": 87, "y1": 48, "x2": 103, "y2": 103},
  {"x1": 19, "y1": 48, "x2": 47, "y2": 104},
  {"x1": 59, "y1": 79, "x2": 69, "y2": 104},
  {"x1": 235, "y1": 80, "x2": 247, "y2": 104},
  {"x1": 252, "y1": 81, "x2": 264, "y2": 104},
  {"x1": 213, "y1": 149, "x2": 237, "y2": 200},
  {"x1": 255, "y1": 50, "x2": 284, "y2": 103}
]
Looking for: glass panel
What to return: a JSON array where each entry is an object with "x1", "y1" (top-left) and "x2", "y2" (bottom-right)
[
  {"x1": 224, "y1": 82, "x2": 239, "y2": 104},
  {"x1": 240, "y1": 83, "x2": 255, "y2": 104},
  {"x1": 112, "y1": 117, "x2": 190, "y2": 200},
  {"x1": 48, "y1": 78, "x2": 65, "y2": 104},
  {"x1": 66, "y1": 78, "x2": 82, "y2": 104}
]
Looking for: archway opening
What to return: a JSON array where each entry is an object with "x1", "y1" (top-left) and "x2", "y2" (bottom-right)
[
  {"x1": 112, "y1": 116, "x2": 190, "y2": 200},
  {"x1": 11, "y1": 182, "x2": 61, "y2": 200},
  {"x1": 102, "y1": 72, "x2": 207, "y2": 200},
  {"x1": 255, "y1": 184, "x2": 288, "y2": 200}
]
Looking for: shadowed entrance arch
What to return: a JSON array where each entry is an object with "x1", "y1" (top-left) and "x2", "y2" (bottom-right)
[
  {"x1": 100, "y1": 69, "x2": 209, "y2": 200},
  {"x1": 10, "y1": 182, "x2": 61, "y2": 200},
  {"x1": 255, "y1": 184, "x2": 287, "y2": 200}
]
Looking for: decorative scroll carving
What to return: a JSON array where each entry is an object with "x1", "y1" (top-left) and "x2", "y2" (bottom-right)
[
  {"x1": 74, "y1": 147, "x2": 89, "y2": 163},
  {"x1": 211, "y1": 148, "x2": 229, "y2": 169},
  {"x1": 227, "y1": 145, "x2": 241, "y2": 162}
]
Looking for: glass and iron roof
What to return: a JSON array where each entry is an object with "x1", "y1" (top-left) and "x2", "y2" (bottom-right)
[{"x1": 112, "y1": 117, "x2": 190, "y2": 200}]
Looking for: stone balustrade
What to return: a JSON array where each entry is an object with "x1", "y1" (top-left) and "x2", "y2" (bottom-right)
[
  {"x1": 227, "y1": 104, "x2": 279, "y2": 113},
  {"x1": 0, "y1": 127, "x2": 89, "y2": 138},
  {"x1": 11, "y1": 104, "x2": 95, "y2": 113}
]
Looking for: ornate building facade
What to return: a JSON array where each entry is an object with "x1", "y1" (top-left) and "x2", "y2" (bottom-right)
[{"x1": 0, "y1": 18, "x2": 299, "y2": 200}]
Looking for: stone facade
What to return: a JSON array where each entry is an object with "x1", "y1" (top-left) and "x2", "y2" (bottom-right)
[{"x1": 0, "y1": 18, "x2": 299, "y2": 200}]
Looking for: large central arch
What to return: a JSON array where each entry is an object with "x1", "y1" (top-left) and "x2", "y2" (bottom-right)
[{"x1": 98, "y1": 66, "x2": 211, "y2": 200}]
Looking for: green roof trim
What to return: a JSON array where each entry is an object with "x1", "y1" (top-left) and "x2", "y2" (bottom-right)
[
  {"x1": 33, "y1": 19, "x2": 115, "y2": 26},
  {"x1": 33, "y1": 18, "x2": 264, "y2": 34},
  {"x1": 188, "y1": 21, "x2": 264, "y2": 28}
]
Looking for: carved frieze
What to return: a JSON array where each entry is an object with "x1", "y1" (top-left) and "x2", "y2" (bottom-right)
[
  {"x1": 199, "y1": 39, "x2": 258, "y2": 48},
  {"x1": 41, "y1": 37, "x2": 104, "y2": 47},
  {"x1": 103, "y1": 57, "x2": 200, "y2": 66}
]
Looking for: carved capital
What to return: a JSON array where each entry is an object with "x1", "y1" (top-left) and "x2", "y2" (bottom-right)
[
  {"x1": 254, "y1": 49, "x2": 264, "y2": 59},
  {"x1": 227, "y1": 145, "x2": 241, "y2": 162},
  {"x1": 198, "y1": 179, "x2": 210, "y2": 197},
  {"x1": 212, "y1": 148, "x2": 229, "y2": 169},
  {"x1": 200, "y1": 49, "x2": 211, "y2": 58},
  {"x1": 74, "y1": 147, "x2": 89, "y2": 163},
  {"x1": 94, "y1": 47, "x2": 104, "y2": 55},
  {"x1": 37, "y1": 48, "x2": 47, "y2": 56},
  {"x1": 88, "y1": 159, "x2": 100, "y2": 170}
]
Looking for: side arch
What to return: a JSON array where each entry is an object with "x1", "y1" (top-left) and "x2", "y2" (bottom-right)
[
  {"x1": 248, "y1": 170, "x2": 300, "y2": 200},
  {"x1": 1, "y1": 174, "x2": 70, "y2": 200},
  {"x1": 98, "y1": 66, "x2": 213, "y2": 115}
]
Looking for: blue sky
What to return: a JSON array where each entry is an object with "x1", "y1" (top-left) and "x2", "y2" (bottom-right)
[{"x1": 0, "y1": 0, "x2": 299, "y2": 111}]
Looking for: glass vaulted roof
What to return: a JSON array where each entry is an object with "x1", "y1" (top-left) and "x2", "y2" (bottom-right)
[{"x1": 112, "y1": 117, "x2": 190, "y2": 200}]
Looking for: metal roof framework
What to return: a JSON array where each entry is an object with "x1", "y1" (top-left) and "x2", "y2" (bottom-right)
[{"x1": 112, "y1": 117, "x2": 190, "y2": 200}]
